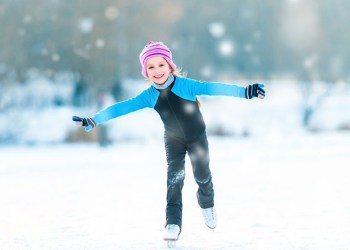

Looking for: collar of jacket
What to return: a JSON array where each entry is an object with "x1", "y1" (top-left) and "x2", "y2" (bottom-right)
[{"x1": 152, "y1": 74, "x2": 174, "y2": 90}]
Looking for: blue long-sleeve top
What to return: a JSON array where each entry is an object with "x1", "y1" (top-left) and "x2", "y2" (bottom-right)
[{"x1": 92, "y1": 75, "x2": 246, "y2": 141}]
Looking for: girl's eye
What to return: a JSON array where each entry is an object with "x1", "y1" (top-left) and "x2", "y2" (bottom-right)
[
  {"x1": 159, "y1": 64, "x2": 164, "y2": 67},
  {"x1": 148, "y1": 66, "x2": 154, "y2": 70}
]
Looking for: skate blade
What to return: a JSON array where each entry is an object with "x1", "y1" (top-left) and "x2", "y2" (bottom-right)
[{"x1": 163, "y1": 234, "x2": 179, "y2": 241}]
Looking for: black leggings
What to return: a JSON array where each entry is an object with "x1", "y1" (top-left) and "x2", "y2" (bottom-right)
[{"x1": 164, "y1": 132, "x2": 214, "y2": 228}]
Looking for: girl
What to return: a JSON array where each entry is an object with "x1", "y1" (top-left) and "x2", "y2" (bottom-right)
[{"x1": 73, "y1": 41, "x2": 265, "y2": 242}]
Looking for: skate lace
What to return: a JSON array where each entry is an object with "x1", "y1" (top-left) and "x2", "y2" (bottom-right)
[
  {"x1": 205, "y1": 208, "x2": 214, "y2": 220},
  {"x1": 204, "y1": 208, "x2": 214, "y2": 221}
]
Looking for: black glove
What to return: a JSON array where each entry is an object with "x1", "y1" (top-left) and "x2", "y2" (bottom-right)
[
  {"x1": 72, "y1": 116, "x2": 96, "y2": 131},
  {"x1": 245, "y1": 83, "x2": 265, "y2": 99}
]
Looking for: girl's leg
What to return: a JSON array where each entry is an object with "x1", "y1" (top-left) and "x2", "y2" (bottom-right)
[
  {"x1": 187, "y1": 133, "x2": 214, "y2": 209},
  {"x1": 164, "y1": 133, "x2": 187, "y2": 229}
]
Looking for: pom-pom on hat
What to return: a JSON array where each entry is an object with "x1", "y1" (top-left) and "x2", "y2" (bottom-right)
[{"x1": 139, "y1": 41, "x2": 177, "y2": 78}]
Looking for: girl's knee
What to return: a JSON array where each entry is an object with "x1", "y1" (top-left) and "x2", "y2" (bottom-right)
[
  {"x1": 168, "y1": 169, "x2": 185, "y2": 186},
  {"x1": 195, "y1": 174, "x2": 212, "y2": 185}
]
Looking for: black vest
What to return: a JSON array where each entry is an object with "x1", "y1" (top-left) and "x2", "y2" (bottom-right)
[{"x1": 154, "y1": 79, "x2": 206, "y2": 141}]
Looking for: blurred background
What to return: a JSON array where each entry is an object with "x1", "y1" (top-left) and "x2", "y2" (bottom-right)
[
  {"x1": 1, "y1": 1, "x2": 350, "y2": 249},
  {"x1": 0, "y1": 0, "x2": 349, "y2": 145}
]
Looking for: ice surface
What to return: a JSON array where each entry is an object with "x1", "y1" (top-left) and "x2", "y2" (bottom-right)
[{"x1": 0, "y1": 132, "x2": 349, "y2": 249}]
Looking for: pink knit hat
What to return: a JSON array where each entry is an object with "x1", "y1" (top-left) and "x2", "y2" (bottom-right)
[{"x1": 139, "y1": 41, "x2": 177, "y2": 78}]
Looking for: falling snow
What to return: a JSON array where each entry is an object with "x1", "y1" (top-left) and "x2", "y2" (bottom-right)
[
  {"x1": 183, "y1": 103, "x2": 196, "y2": 114},
  {"x1": 218, "y1": 40, "x2": 235, "y2": 57},
  {"x1": 95, "y1": 39, "x2": 106, "y2": 48},
  {"x1": 208, "y1": 22, "x2": 226, "y2": 38},
  {"x1": 79, "y1": 18, "x2": 94, "y2": 34},
  {"x1": 105, "y1": 6, "x2": 119, "y2": 20}
]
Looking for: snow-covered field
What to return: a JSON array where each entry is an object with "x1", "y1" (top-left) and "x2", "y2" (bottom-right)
[{"x1": 1, "y1": 131, "x2": 349, "y2": 250}]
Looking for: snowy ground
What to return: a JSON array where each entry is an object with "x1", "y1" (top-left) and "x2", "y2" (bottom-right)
[{"x1": 1, "y1": 131, "x2": 350, "y2": 250}]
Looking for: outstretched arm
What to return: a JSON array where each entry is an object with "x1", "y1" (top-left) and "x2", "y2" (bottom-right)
[
  {"x1": 195, "y1": 82, "x2": 265, "y2": 99},
  {"x1": 185, "y1": 78, "x2": 265, "y2": 99},
  {"x1": 72, "y1": 87, "x2": 158, "y2": 132}
]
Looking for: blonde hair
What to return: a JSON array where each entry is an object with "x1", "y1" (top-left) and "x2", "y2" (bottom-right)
[{"x1": 172, "y1": 68, "x2": 186, "y2": 77}]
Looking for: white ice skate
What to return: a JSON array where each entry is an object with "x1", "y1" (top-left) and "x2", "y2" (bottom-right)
[
  {"x1": 202, "y1": 207, "x2": 217, "y2": 229},
  {"x1": 163, "y1": 224, "x2": 180, "y2": 248}
]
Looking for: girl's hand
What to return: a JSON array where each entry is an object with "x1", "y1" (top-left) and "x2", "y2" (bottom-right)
[
  {"x1": 72, "y1": 116, "x2": 96, "y2": 132},
  {"x1": 245, "y1": 83, "x2": 265, "y2": 99}
]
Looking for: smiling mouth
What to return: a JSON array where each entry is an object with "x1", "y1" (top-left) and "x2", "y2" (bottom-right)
[{"x1": 153, "y1": 74, "x2": 164, "y2": 79}]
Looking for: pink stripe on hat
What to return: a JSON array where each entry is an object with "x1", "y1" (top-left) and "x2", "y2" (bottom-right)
[{"x1": 139, "y1": 41, "x2": 177, "y2": 78}]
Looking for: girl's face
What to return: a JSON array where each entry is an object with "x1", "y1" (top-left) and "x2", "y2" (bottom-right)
[{"x1": 146, "y1": 56, "x2": 172, "y2": 84}]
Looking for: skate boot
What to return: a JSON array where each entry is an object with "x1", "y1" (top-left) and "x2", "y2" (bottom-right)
[
  {"x1": 201, "y1": 207, "x2": 217, "y2": 229},
  {"x1": 163, "y1": 224, "x2": 180, "y2": 248}
]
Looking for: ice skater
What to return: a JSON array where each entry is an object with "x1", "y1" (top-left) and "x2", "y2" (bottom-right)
[{"x1": 72, "y1": 41, "x2": 265, "y2": 246}]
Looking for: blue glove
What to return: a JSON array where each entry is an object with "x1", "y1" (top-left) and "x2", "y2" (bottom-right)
[
  {"x1": 245, "y1": 83, "x2": 265, "y2": 99},
  {"x1": 72, "y1": 116, "x2": 96, "y2": 132}
]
